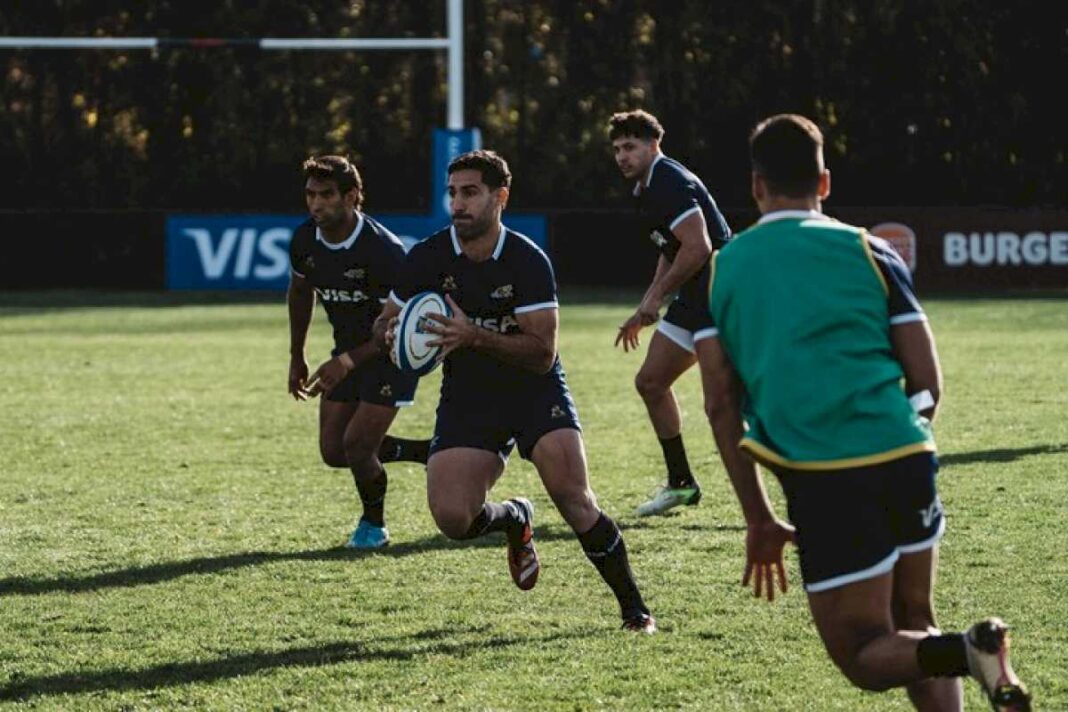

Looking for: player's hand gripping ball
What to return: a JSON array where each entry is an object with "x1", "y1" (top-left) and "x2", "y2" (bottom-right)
[{"x1": 391, "y1": 291, "x2": 452, "y2": 376}]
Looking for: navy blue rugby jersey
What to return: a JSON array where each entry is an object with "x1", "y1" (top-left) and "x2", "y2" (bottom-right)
[
  {"x1": 863, "y1": 231, "x2": 925, "y2": 324},
  {"x1": 634, "y1": 154, "x2": 732, "y2": 305},
  {"x1": 289, "y1": 213, "x2": 407, "y2": 352},
  {"x1": 390, "y1": 225, "x2": 564, "y2": 392}
]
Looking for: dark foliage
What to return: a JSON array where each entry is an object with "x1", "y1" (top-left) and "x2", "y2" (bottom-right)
[{"x1": 0, "y1": 1, "x2": 1063, "y2": 211}]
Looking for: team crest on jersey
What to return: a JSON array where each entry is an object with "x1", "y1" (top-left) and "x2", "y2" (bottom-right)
[
  {"x1": 343, "y1": 267, "x2": 365, "y2": 281},
  {"x1": 490, "y1": 284, "x2": 514, "y2": 299},
  {"x1": 649, "y1": 230, "x2": 668, "y2": 248},
  {"x1": 550, "y1": 405, "x2": 566, "y2": 419},
  {"x1": 301, "y1": 255, "x2": 316, "y2": 272},
  {"x1": 380, "y1": 384, "x2": 393, "y2": 398},
  {"x1": 441, "y1": 274, "x2": 458, "y2": 291}
]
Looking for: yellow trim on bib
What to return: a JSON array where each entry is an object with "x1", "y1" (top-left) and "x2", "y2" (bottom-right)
[
  {"x1": 858, "y1": 229, "x2": 889, "y2": 296},
  {"x1": 740, "y1": 437, "x2": 935, "y2": 471}
]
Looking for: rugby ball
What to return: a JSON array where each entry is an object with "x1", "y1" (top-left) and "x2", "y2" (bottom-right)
[{"x1": 392, "y1": 291, "x2": 452, "y2": 376}]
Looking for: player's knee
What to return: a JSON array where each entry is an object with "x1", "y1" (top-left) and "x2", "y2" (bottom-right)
[
  {"x1": 342, "y1": 431, "x2": 379, "y2": 467},
  {"x1": 703, "y1": 394, "x2": 726, "y2": 424},
  {"x1": 319, "y1": 439, "x2": 348, "y2": 468},
  {"x1": 840, "y1": 663, "x2": 894, "y2": 692},
  {"x1": 833, "y1": 634, "x2": 898, "y2": 692},
  {"x1": 548, "y1": 486, "x2": 598, "y2": 528},
  {"x1": 428, "y1": 500, "x2": 474, "y2": 540},
  {"x1": 634, "y1": 369, "x2": 664, "y2": 399}
]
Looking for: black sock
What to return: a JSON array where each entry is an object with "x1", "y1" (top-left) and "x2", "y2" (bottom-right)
[
  {"x1": 660, "y1": 434, "x2": 696, "y2": 488},
  {"x1": 916, "y1": 633, "x2": 970, "y2": 677},
  {"x1": 378, "y1": 436, "x2": 431, "y2": 465},
  {"x1": 354, "y1": 467, "x2": 388, "y2": 527},
  {"x1": 455, "y1": 502, "x2": 522, "y2": 541},
  {"x1": 578, "y1": 512, "x2": 648, "y2": 618}
]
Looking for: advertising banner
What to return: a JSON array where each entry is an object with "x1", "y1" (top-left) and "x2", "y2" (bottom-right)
[
  {"x1": 165, "y1": 212, "x2": 548, "y2": 291},
  {"x1": 833, "y1": 208, "x2": 1068, "y2": 290}
]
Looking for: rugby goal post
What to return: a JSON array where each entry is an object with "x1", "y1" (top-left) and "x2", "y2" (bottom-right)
[{"x1": 0, "y1": 0, "x2": 467, "y2": 129}]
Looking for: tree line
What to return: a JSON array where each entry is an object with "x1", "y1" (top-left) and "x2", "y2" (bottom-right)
[{"x1": 1, "y1": 0, "x2": 1062, "y2": 212}]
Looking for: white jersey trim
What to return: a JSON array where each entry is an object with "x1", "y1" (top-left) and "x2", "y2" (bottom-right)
[
  {"x1": 388, "y1": 291, "x2": 406, "y2": 308},
  {"x1": 450, "y1": 224, "x2": 507, "y2": 261},
  {"x1": 632, "y1": 152, "x2": 665, "y2": 196},
  {"x1": 898, "y1": 516, "x2": 946, "y2": 554},
  {"x1": 514, "y1": 301, "x2": 558, "y2": 314},
  {"x1": 889, "y1": 312, "x2": 927, "y2": 326},
  {"x1": 805, "y1": 550, "x2": 900, "y2": 593},
  {"x1": 757, "y1": 209, "x2": 827, "y2": 225},
  {"x1": 315, "y1": 212, "x2": 364, "y2": 251},
  {"x1": 693, "y1": 326, "x2": 719, "y2": 342},
  {"x1": 656, "y1": 319, "x2": 696, "y2": 354},
  {"x1": 669, "y1": 206, "x2": 702, "y2": 231}
]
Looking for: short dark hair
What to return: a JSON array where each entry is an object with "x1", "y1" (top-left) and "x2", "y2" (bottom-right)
[
  {"x1": 447, "y1": 149, "x2": 512, "y2": 190},
  {"x1": 607, "y1": 110, "x2": 665, "y2": 142},
  {"x1": 302, "y1": 155, "x2": 364, "y2": 209},
  {"x1": 749, "y1": 114, "x2": 824, "y2": 198}
]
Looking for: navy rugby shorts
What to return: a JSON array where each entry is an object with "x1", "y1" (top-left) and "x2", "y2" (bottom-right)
[
  {"x1": 429, "y1": 377, "x2": 581, "y2": 461},
  {"x1": 326, "y1": 351, "x2": 418, "y2": 407},
  {"x1": 660, "y1": 274, "x2": 716, "y2": 352},
  {"x1": 773, "y1": 451, "x2": 945, "y2": 593}
]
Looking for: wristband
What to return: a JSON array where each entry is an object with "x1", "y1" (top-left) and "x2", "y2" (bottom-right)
[
  {"x1": 909, "y1": 389, "x2": 934, "y2": 413},
  {"x1": 338, "y1": 352, "x2": 355, "y2": 370}
]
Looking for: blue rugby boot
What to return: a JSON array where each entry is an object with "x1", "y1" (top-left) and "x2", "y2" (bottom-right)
[{"x1": 345, "y1": 518, "x2": 390, "y2": 550}]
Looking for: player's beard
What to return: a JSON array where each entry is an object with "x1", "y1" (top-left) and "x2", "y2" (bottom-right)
[
  {"x1": 452, "y1": 208, "x2": 496, "y2": 241},
  {"x1": 314, "y1": 208, "x2": 345, "y2": 230}
]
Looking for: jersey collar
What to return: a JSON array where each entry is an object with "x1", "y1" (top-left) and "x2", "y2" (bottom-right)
[
  {"x1": 315, "y1": 211, "x2": 364, "y2": 250},
  {"x1": 757, "y1": 209, "x2": 827, "y2": 225},
  {"x1": 632, "y1": 152, "x2": 665, "y2": 196},
  {"x1": 449, "y1": 223, "x2": 507, "y2": 260}
]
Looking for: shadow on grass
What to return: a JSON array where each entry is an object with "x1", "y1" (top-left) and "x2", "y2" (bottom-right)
[
  {"x1": 1, "y1": 289, "x2": 648, "y2": 313},
  {"x1": 619, "y1": 519, "x2": 744, "y2": 533},
  {"x1": 940, "y1": 443, "x2": 1068, "y2": 466},
  {"x1": 0, "y1": 626, "x2": 594, "y2": 701},
  {"x1": 0, "y1": 527, "x2": 580, "y2": 597},
  {"x1": 0, "y1": 290, "x2": 284, "y2": 314}
]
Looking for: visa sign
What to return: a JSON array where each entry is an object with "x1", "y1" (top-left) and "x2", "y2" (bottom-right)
[
  {"x1": 167, "y1": 215, "x2": 303, "y2": 290},
  {"x1": 166, "y1": 213, "x2": 547, "y2": 291}
]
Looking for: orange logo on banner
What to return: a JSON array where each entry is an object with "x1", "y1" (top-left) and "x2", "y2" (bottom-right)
[{"x1": 870, "y1": 222, "x2": 917, "y2": 272}]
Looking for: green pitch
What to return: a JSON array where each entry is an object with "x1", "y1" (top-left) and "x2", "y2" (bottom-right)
[{"x1": 1, "y1": 291, "x2": 1065, "y2": 710}]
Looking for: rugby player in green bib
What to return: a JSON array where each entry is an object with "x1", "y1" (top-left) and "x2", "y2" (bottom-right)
[{"x1": 701, "y1": 114, "x2": 1030, "y2": 711}]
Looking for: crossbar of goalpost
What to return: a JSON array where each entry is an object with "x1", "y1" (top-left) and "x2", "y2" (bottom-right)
[{"x1": 0, "y1": 0, "x2": 466, "y2": 127}]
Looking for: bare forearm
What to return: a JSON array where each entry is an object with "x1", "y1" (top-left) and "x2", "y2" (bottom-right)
[
  {"x1": 642, "y1": 256, "x2": 670, "y2": 302},
  {"x1": 891, "y1": 321, "x2": 943, "y2": 420},
  {"x1": 471, "y1": 328, "x2": 555, "y2": 373},
  {"x1": 709, "y1": 405, "x2": 776, "y2": 526},
  {"x1": 287, "y1": 284, "x2": 315, "y2": 356},
  {"x1": 341, "y1": 340, "x2": 381, "y2": 370},
  {"x1": 650, "y1": 240, "x2": 711, "y2": 302}
]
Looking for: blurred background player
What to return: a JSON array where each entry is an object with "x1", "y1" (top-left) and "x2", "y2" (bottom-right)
[
  {"x1": 375, "y1": 150, "x2": 656, "y2": 632},
  {"x1": 701, "y1": 114, "x2": 1030, "y2": 711},
  {"x1": 287, "y1": 155, "x2": 430, "y2": 549},
  {"x1": 608, "y1": 110, "x2": 733, "y2": 517}
]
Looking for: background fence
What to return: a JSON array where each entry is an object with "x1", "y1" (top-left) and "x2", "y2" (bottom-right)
[{"x1": 3, "y1": 207, "x2": 1064, "y2": 292}]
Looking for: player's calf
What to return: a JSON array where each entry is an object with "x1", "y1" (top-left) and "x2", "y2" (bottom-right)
[{"x1": 577, "y1": 511, "x2": 653, "y2": 631}]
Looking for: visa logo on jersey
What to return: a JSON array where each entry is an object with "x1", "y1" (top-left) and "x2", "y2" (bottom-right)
[{"x1": 166, "y1": 215, "x2": 303, "y2": 290}]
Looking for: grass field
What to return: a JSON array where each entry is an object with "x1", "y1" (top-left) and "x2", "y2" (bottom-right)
[{"x1": 1, "y1": 290, "x2": 1066, "y2": 711}]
